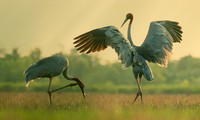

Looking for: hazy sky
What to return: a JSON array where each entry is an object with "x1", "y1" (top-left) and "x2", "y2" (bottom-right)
[{"x1": 0, "y1": 0, "x2": 199, "y2": 62}]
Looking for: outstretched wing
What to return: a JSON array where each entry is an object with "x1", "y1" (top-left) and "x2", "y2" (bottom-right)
[
  {"x1": 74, "y1": 26, "x2": 133, "y2": 69},
  {"x1": 137, "y1": 21, "x2": 182, "y2": 67}
]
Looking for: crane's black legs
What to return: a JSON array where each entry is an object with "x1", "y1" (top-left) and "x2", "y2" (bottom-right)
[
  {"x1": 133, "y1": 76, "x2": 143, "y2": 103},
  {"x1": 47, "y1": 78, "x2": 52, "y2": 105},
  {"x1": 51, "y1": 83, "x2": 78, "y2": 93},
  {"x1": 47, "y1": 78, "x2": 81, "y2": 105}
]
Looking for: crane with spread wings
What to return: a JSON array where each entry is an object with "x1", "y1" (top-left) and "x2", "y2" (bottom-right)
[{"x1": 73, "y1": 13, "x2": 182, "y2": 103}]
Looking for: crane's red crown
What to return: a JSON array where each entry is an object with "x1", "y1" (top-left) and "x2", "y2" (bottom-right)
[
  {"x1": 121, "y1": 13, "x2": 134, "y2": 27},
  {"x1": 126, "y1": 13, "x2": 133, "y2": 20}
]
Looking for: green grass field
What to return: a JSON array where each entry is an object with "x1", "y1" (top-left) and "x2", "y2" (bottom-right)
[{"x1": 0, "y1": 92, "x2": 200, "y2": 120}]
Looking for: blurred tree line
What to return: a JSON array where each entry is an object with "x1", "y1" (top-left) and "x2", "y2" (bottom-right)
[{"x1": 0, "y1": 48, "x2": 199, "y2": 93}]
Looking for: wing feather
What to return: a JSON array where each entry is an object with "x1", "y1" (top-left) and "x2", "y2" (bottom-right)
[
  {"x1": 157, "y1": 21, "x2": 182, "y2": 42},
  {"x1": 78, "y1": 39, "x2": 93, "y2": 52},
  {"x1": 77, "y1": 37, "x2": 93, "y2": 49},
  {"x1": 137, "y1": 21, "x2": 182, "y2": 67},
  {"x1": 74, "y1": 34, "x2": 92, "y2": 46},
  {"x1": 74, "y1": 26, "x2": 133, "y2": 69}
]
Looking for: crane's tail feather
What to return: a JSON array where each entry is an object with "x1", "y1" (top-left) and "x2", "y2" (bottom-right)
[
  {"x1": 25, "y1": 80, "x2": 34, "y2": 88},
  {"x1": 24, "y1": 72, "x2": 35, "y2": 87},
  {"x1": 23, "y1": 62, "x2": 40, "y2": 87},
  {"x1": 142, "y1": 64, "x2": 154, "y2": 81}
]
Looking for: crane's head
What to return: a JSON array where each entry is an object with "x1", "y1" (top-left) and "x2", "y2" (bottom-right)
[
  {"x1": 121, "y1": 13, "x2": 134, "y2": 27},
  {"x1": 73, "y1": 77, "x2": 86, "y2": 98}
]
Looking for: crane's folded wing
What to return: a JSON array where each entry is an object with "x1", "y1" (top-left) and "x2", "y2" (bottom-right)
[{"x1": 24, "y1": 55, "x2": 67, "y2": 87}]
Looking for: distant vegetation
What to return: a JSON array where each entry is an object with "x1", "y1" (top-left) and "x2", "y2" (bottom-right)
[{"x1": 0, "y1": 48, "x2": 200, "y2": 94}]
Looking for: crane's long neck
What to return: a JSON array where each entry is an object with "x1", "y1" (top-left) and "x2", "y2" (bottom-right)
[
  {"x1": 63, "y1": 67, "x2": 82, "y2": 84},
  {"x1": 62, "y1": 66, "x2": 85, "y2": 98},
  {"x1": 63, "y1": 67, "x2": 75, "y2": 81},
  {"x1": 127, "y1": 21, "x2": 134, "y2": 47}
]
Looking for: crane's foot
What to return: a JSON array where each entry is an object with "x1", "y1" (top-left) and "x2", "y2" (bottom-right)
[
  {"x1": 47, "y1": 91, "x2": 52, "y2": 105},
  {"x1": 133, "y1": 90, "x2": 143, "y2": 103}
]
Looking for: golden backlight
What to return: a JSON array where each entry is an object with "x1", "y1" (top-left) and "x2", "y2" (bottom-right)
[{"x1": 0, "y1": 0, "x2": 200, "y2": 62}]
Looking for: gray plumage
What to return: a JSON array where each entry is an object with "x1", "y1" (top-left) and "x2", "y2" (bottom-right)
[
  {"x1": 74, "y1": 26, "x2": 133, "y2": 69},
  {"x1": 24, "y1": 55, "x2": 67, "y2": 86},
  {"x1": 24, "y1": 54, "x2": 85, "y2": 105},
  {"x1": 73, "y1": 13, "x2": 182, "y2": 103},
  {"x1": 136, "y1": 21, "x2": 181, "y2": 67}
]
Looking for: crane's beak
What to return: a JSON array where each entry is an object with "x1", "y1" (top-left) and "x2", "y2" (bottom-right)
[
  {"x1": 78, "y1": 81, "x2": 86, "y2": 98},
  {"x1": 81, "y1": 87, "x2": 86, "y2": 99},
  {"x1": 121, "y1": 17, "x2": 128, "y2": 27}
]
